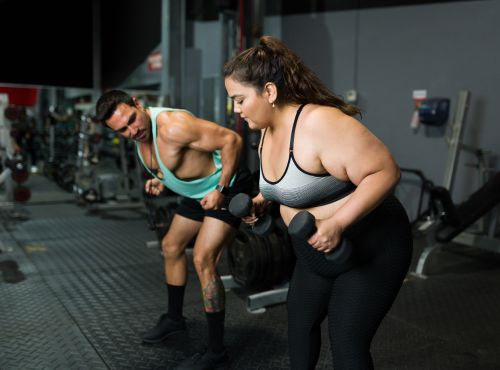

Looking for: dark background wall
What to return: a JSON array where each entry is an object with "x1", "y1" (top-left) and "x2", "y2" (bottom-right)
[
  {"x1": 0, "y1": 0, "x2": 480, "y2": 88},
  {"x1": 0, "y1": 0, "x2": 163, "y2": 89},
  {"x1": 99, "y1": 0, "x2": 162, "y2": 89},
  {"x1": 0, "y1": 0, "x2": 93, "y2": 87}
]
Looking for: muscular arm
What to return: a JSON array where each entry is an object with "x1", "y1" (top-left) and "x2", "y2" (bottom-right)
[{"x1": 157, "y1": 111, "x2": 243, "y2": 186}]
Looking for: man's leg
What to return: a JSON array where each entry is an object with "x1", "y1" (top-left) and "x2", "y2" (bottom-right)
[
  {"x1": 163, "y1": 214, "x2": 203, "y2": 286},
  {"x1": 172, "y1": 217, "x2": 236, "y2": 369},
  {"x1": 142, "y1": 214, "x2": 202, "y2": 344},
  {"x1": 192, "y1": 217, "x2": 236, "y2": 352}
]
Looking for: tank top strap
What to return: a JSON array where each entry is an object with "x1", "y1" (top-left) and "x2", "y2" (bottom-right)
[{"x1": 289, "y1": 104, "x2": 306, "y2": 152}]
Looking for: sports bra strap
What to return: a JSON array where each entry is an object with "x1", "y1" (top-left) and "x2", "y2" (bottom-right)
[
  {"x1": 289, "y1": 104, "x2": 306, "y2": 152},
  {"x1": 259, "y1": 128, "x2": 268, "y2": 157},
  {"x1": 259, "y1": 103, "x2": 307, "y2": 157}
]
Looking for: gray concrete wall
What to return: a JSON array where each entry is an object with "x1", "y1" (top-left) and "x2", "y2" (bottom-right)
[
  {"x1": 264, "y1": 1, "x2": 500, "y2": 219},
  {"x1": 188, "y1": 2, "x2": 499, "y2": 219}
]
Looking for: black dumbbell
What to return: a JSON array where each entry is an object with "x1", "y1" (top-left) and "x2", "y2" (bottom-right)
[
  {"x1": 228, "y1": 193, "x2": 273, "y2": 236},
  {"x1": 288, "y1": 211, "x2": 352, "y2": 264}
]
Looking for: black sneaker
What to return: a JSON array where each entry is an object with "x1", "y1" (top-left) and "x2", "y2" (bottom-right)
[
  {"x1": 141, "y1": 314, "x2": 186, "y2": 344},
  {"x1": 173, "y1": 348, "x2": 229, "y2": 370}
]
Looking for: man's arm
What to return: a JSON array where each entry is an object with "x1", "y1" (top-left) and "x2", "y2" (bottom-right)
[{"x1": 157, "y1": 110, "x2": 243, "y2": 186}]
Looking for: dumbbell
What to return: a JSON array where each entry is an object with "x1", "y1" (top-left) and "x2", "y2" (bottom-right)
[
  {"x1": 228, "y1": 193, "x2": 273, "y2": 236},
  {"x1": 4, "y1": 157, "x2": 29, "y2": 183},
  {"x1": 288, "y1": 211, "x2": 352, "y2": 264}
]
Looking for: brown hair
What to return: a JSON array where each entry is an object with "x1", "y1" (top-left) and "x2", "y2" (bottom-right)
[{"x1": 223, "y1": 35, "x2": 360, "y2": 117}]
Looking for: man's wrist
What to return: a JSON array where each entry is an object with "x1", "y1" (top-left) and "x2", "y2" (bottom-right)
[{"x1": 215, "y1": 184, "x2": 229, "y2": 195}]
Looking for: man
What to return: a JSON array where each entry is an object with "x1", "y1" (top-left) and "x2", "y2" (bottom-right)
[{"x1": 96, "y1": 90, "x2": 252, "y2": 370}]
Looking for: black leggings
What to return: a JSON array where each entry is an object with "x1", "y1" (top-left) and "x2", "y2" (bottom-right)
[{"x1": 287, "y1": 196, "x2": 413, "y2": 370}]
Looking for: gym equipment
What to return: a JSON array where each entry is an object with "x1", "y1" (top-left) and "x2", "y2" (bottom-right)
[
  {"x1": 150, "y1": 203, "x2": 178, "y2": 242},
  {"x1": 13, "y1": 185, "x2": 31, "y2": 203},
  {"x1": 404, "y1": 90, "x2": 500, "y2": 277},
  {"x1": 0, "y1": 94, "x2": 14, "y2": 211},
  {"x1": 55, "y1": 163, "x2": 76, "y2": 192},
  {"x1": 221, "y1": 279, "x2": 289, "y2": 314},
  {"x1": 5, "y1": 156, "x2": 29, "y2": 183},
  {"x1": 288, "y1": 211, "x2": 352, "y2": 264},
  {"x1": 432, "y1": 176, "x2": 500, "y2": 242},
  {"x1": 0, "y1": 94, "x2": 30, "y2": 218},
  {"x1": 2, "y1": 154, "x2": 31, "y2": 203},
  {"x1": 413, "y1": 172, "x2": 500, "y2": 277},
  {"x1": 143, "y1": 194, "x2": 182, "y2": 249},
  {"x1": 4, "y1": 105, "x2": 24, "y2": 122},
  {"x1": 82, "y1": 188, "x2": 98, "y2": 203},
  {"x1": 222, "y1": 219, "x2": 294, "y2": 313},
  {"x1": 42, "y1": 107, "x2": 78, "y2": 192},
  {"x1": 227, "y1": 227, "x2": 294, "y2": 289},
  {"x1": 228, "y1": 193, "x2": 273, "y2": 236},
  {"x1": 73, "y1": 113, "x2": 143, "y2": 211}
]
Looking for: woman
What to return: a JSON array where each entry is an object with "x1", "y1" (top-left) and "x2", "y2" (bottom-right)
[{"x1": 223, "y1": 35, "x2": 413, "y2": 370}]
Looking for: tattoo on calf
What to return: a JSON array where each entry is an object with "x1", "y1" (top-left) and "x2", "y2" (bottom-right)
[{"x1": 202, "y1": 278, "x2": 225, "y2": 312}]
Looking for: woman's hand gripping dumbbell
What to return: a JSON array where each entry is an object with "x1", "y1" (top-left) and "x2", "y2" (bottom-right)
[
  {"x1": 288, "y1": 211, "x2": 352, "y2": 264},
  {"x1": 228, "y1": 193, "x2": 273, "y2": 236}
]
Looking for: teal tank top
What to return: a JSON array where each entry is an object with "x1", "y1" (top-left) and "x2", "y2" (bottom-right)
[{"x1": 136, "y1": 107, "x2": 235, "y2": 200}]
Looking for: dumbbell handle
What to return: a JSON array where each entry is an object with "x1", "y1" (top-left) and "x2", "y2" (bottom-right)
[
  {"x1": 228, "y1": 193, "x2": 273, "y2": 236},
  {"x1": 288, "y1": 211, "x2": 352, "y2": 263}
]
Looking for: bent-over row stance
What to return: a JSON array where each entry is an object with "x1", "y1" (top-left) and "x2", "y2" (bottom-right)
[
  {"x1": 96, "y1": 90, "x2": 252, "y2": 370},
  {"x1": 224, "y1": 36, "x2": 413, "y2": 370}
]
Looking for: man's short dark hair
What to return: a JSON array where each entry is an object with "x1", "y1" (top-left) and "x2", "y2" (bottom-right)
[{"x1": 95, "y1": 90, "x2": 135, "y2": 125}]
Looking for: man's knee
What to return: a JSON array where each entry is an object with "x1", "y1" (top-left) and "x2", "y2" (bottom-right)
[
  {"x1": 161, "y1": 236, "x2": 187, "y2": 260},
  {"x1": 192, "y1": 249, "x2": 219, "y2": 274}
]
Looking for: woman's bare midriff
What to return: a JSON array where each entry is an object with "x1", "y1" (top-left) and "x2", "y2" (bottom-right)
[{"x1": 279, "y1": 193, "x2": 353, "y2": 226}]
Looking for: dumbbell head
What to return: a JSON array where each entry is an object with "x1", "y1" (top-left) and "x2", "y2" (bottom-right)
[
  {"x1": 4, "y1": 158, "x2": 29, "y2": 183},
  {"x1": 288, "y1": 211, "x2": 316, "y2": 239},
  {"x1": 289, "y1": 211, "x2": 353, "y2": 265},
  {"x1": 14, "y1": 186, "x2": 31, "y2": 203},
  {"x1": 228, "y1": 193, "x2": 252, "y2": 218},
  {"x1": 325, "y1": 238, "x2": 352, "y2": 264},
  {"x1": 11, "y1": 168, "x2": 29, "y2": 183},
  {"x1": 253, "y1": 215, "x2": 274, "y2": 236},
  {"x1": 229, "y1": 193, "x2": 274, "y2": 236}
]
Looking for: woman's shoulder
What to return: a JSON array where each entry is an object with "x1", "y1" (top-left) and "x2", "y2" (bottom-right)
[{"x1": 303, "y1": 104, "x2": 358, "y2": 130}]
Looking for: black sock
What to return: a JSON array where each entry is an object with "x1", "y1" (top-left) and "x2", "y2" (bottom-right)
[
  {"x1": 206, "y1": 310, "x2": 225, "y2": 353},
  {"x1": 166, "y1": 283, "x2": 185, "y2": 320}
]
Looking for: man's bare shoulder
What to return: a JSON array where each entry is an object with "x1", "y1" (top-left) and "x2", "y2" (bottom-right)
[
  {"x1": 156, "y1": 110, "x2": 197, "y2": 144},
  {"x1": 156, "y1": 109, "x2": 195, "y2": 126}
]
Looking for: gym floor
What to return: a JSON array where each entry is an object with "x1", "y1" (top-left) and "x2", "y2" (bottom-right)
[{"x1": 1, "y1": 173, "x2": 500, "y2": 370}]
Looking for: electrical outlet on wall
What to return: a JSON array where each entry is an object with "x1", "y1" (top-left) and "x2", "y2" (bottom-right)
[{"x1": 345, "y1": 89, "x2": 357, "y2": 104}]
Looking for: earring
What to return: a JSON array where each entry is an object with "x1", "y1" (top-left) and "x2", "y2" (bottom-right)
[{"x1": 272, "y1": 102, "x2": 275, "y2": 108}]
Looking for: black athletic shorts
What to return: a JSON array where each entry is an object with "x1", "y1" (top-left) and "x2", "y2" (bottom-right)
[{"x1": 175, "y1": 167, "x2": 254, "y2": 229}]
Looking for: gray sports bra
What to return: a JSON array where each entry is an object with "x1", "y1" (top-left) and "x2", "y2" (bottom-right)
[{"x1": 259, "y1": 104, "x2": 356, "y2": 208}]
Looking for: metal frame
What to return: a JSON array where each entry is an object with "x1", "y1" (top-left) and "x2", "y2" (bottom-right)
[
  {"x1": 412, "y1": 90, "x2": 500, "y2": 278},
  {"x1": 442, "y1": 90, "x2": 471, "y2": 190},
  {"x1": 411, "y1": 209, "x2": 500, "y2": 279},
  {"x1": 221, "y1": 275, "x2": 289, "y2": 314}
]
